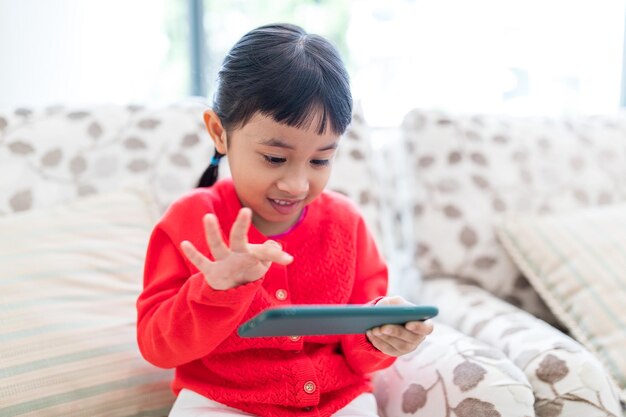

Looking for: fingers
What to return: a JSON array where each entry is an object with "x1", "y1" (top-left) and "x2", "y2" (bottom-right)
[
  {"x1": 367, "y1": 330, "x2": 401, "y2": 355},
  {"x1": 202, "y1": 213, "x2": 229, "y2": 260},
  {"x1": 367, "y1": 330, "x2": 421, "y2": 356},
  {"x1": 382, "y1": 320, "x2": 433, "y2": 342},
  {"x1": 366, "y1": 320, "x2": 433, "y2": 356},
  {"x1": 187, "y1": 209, "x2": 294, "y2": 283},
  {"x1": 406, "y1": 319, "x2": 434, "y2": 336},
  {"x1": 229, "y1": 208, "x2": 251, "y2": 252},
  {"x1": 248, "y1": 240, "x2": 294, "y2": 265},
  {"x1": 180, "y1": 240, "x2": 213, "y2": 274}
]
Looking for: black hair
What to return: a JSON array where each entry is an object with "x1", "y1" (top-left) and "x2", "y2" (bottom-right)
[{"x1": 197, "y1": 23, "x2": 353, "y2": 187}]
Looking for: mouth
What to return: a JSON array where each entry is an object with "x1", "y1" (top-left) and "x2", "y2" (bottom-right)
[{"x1": 268, "y1": 198, "x2": 303, "y2": 215}]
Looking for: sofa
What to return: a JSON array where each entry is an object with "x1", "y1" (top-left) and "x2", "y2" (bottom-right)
[{"x1": 0, "y1": 99, "x2": 624, "y2": 417}]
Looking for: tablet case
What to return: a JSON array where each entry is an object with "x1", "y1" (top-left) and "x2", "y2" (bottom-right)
[{"x1": 237, "y1": 305, "x2": 438, "y2": 337}]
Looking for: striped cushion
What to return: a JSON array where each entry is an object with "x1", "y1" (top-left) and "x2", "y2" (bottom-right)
[
  {"x1": 0, "y1": 189, "x2": 174, "y2": 416},
  {"x1": 497, "y1": 205, "x2": 626, "y2": 402}
]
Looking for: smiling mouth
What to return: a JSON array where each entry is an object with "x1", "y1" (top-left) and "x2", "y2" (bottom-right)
[{"x1": 268, "y1": 198, "x2": 302, "y2": 215}]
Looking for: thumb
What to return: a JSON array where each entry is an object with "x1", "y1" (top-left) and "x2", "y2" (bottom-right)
[{"x1": 248, "y1": 240, "x2": 293, "y2": 265}]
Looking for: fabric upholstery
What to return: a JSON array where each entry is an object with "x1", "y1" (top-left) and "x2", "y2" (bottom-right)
[
  {"x1": 2, "y1": 102, "x2": 624, "y2": 416},
  {"x1": 373, "y1": 322, "x2": 535, "y2": 417},
  {"x1": 497, "y1": 204, "x2": 626, "y2": 402},
  {"x1": 419, "y1": 279, "x2": 624, "y2": 417},
  {"x1": 0, "y1": 100, "x2": 214, "y2": 216},
  {"x1": 0, "y1": 189, "x2": 174, "y2": 417},
  {"x1": 401, "y1": 109, "x2": 626, "y2": 321},
  {"x1": 0, "y1": 101, "x2": 384, "y2": 243}
]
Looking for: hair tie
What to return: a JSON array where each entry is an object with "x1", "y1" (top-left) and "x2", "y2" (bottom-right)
[{"x1": 210, "y1": 151, "x2": 224, "y2": 166}]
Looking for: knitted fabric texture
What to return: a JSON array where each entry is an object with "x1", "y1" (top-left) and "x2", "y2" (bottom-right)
[{"x1": 137, "y1": 179, "x2": 395, "y2": 417}]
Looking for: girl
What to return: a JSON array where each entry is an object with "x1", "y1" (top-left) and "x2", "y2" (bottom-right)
[{"x1": 136, "y1": 23, "x2": 433, "y2": 417}]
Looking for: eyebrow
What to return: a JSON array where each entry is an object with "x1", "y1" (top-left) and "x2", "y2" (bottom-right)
[{"x1": 258, "y1": 138, "x2": 338, "y2": 152}]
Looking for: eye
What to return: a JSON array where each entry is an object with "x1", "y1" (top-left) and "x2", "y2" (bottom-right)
[
  {"x1": 311, "y1": 159, "x2": 330, "y2": 167},
  {"x1": 263, "y1": 155, "x2": 286, "y2": 165}
]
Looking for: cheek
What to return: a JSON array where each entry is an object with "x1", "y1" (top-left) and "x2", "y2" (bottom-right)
[
  {"x1": 234, "y1": 170, "x2": 269, "y2": 191},
  {"x1": 230, "y1": 155, "x2": 262, "y2": 179},
  {"x1": 240, "y1": 165, "x2": 280, "y2": 193},
  {"x1": 312, "y1": 169, "x2": 332, "y2": 192}
]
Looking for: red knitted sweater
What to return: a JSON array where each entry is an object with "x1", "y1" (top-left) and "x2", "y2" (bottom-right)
[{"x1": 136, "y1": 179, "x2": 395, "y2": 417}]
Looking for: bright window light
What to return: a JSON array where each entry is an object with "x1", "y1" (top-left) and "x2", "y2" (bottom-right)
[{"x1": 1, "y1": 0, "x2": 624, "y2": 124}]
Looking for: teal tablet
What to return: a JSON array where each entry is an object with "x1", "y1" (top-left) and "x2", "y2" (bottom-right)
[{"x1": 237, "y1": 304, "x2": 438, "y2": 338}]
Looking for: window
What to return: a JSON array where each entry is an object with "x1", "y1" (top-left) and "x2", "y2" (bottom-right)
[
  {"x1": 0, "y1": 0, "x2": 187, "y2": 107},
  {"x1": 200, "y1": 0, "x2": 626, "y2": 126},
  {"x1": 1, "y1": 0, "x2": 624, "y2": 121}
]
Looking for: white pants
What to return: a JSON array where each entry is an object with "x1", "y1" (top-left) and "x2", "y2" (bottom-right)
[{"x1": 169, "y1": 388, "x2": 380, "y2": 417}]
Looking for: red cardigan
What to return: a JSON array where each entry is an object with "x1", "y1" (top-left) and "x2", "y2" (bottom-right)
[{"x1": 136, "y1": 179, "x2": 395, "y2": 417}]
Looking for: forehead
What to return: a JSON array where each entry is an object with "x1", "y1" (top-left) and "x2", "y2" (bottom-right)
[{"x1": 237, "y1": 112, "x2": 340, "y2": 148}]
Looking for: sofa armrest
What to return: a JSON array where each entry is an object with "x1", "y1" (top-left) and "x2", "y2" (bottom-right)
[
  {"x1": 417, "y1": 278, "x2": 623, "y2": 416},
  {"x1": 373, "y1": 322, "x2": 534, "y2": 417}
]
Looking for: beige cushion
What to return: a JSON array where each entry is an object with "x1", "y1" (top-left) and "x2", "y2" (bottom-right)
[
  {"x1": 373, "y1": 322, "x2": 535, "y2": 417},
  {"x1": 419, "y1": 279, "x2": 624, "y2": 415},
  {"x1": 327, "y1": 106, "x2": 383, "y2": 247},
  {"x1": 0, "y1": 100, "x2": 214, "y2": 216},
  {"x1": 0, "y1": 189, "x2": 174, "y2": 416},
  {"x1": 402, "y1": 109, "x2": 626, "y2": 320},
  {"x1": 496, "y1": 204, "x2": 626, "y2": 402},
  {"x1": 0, "y1": 102, "x2": 383, "y2": 244}
]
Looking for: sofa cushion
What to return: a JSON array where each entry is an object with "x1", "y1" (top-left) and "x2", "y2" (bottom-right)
[
  {"x1": 0, "y1": 101, "x2": 384, "y2": 247},
  {"x1": 0, "y1": 99, "x2": 215, "y2": 217},
  {"x1": 373, "y1": 322, "x2": 535, "y2": 417},
  {"x1": 0, "y1": 188, "x2": 174, "y2": 416},
  {"x1": 497, "y1": 204, "x2": 626, "y2": 402},
  {"x1": 402, "y1": 109, "x2": 626, "y2": 319},
  {"x1": 327, "y1": 107, "x2": 384, "y2": 249},
  {"x1": 419, "y1": 278, "x2": 624, "y2": 416}
]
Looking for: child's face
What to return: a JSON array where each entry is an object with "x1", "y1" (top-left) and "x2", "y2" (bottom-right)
[{"x1": 226, "y1": 111, "x2": 340, "y2": 236}]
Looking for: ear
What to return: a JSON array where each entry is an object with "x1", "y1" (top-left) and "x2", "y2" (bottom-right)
[{"x1": 203, "y1": 109, "x2": 228, "y2": 154}]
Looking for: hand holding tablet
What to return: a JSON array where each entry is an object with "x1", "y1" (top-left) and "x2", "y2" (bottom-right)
[{"x1": 237, "y1": 304, "x2": 438, "y2": 337}]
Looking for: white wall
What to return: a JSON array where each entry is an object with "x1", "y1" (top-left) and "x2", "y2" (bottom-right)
[{"x1": 0, "y1": 0, "x2": 182, "y2": 108}]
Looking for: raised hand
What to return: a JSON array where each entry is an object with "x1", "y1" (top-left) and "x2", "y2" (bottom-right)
[
  {"x1": 180, "y1": 208, "x2": 293, "y2": 290},
  {"x1": 366, "y1": 296, "x2": 434, "y2": 356}
]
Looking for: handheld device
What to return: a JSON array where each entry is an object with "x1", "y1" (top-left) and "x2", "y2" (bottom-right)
[{"x1": 237, "y1": 304, "x2": 438, "y2": 337}]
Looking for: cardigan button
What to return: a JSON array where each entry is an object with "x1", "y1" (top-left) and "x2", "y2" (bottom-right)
[
  {"x1": 275, "y1": 289, "x2": 288, "y2": 301},
  {"x1": 289, "y1": 335, "x2": 301, "y2": 342},
  {"x1": 302, "y1": 406, "x2": 314, "y2": 412},
  {"x1": 303, "y1": 381, "x2": 316, "y2": 394}
]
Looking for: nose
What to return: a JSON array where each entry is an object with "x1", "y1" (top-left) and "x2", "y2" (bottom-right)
[{"x1": 276, "y1": 168, "x2": 309, "y2": 197}]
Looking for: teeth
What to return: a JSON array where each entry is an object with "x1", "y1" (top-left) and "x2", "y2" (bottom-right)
[{"x1": 272, "y1": 199, "x2": 294, "y2": 206}]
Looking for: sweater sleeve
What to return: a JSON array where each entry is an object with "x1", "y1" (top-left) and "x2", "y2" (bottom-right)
[
  {"x1": 340, "y1": 217, "x2": 396, "y2": 374},
  {"x1": 136, "y1": 223, "x2": 263, "y2": 369}
]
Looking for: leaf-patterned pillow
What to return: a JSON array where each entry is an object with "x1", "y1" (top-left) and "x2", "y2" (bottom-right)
[
  {"x1": 0, "y1": 99, "x2": 214, "y2": 216},
  {"x1": 402, "y1": 109, "x2": 626, "y2": 319},
  {"x1": 327, "y1": 107, "x2": 383, "y2": 246},
  {"x1": 374, "y1": 322, "x2": 535, "y2": 417},
  {"x1": 0, "y1": 101, "x2": 385, "y2": 250}
]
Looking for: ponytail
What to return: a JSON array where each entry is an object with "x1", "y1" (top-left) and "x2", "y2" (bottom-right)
[{"x1": 197, "y1": 150, "x2": 225, "y2": 187}]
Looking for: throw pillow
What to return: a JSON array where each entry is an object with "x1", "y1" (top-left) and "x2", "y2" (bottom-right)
[
  {"x1": 0, "y1": 99, "x2": 215, "y2": 217},
  {"x1": 403, "y1": 109, "x2": 626, "y2": 320},
  {"x1": 496, "y1": 204, "x2": 626, "y2": 402},
  {"x1": 373, "y1": 322, "x2": 535, "y2": 417},
  {"x1": 0, "y1": 189, "x2": 174, "y2": 416}
]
